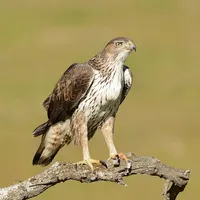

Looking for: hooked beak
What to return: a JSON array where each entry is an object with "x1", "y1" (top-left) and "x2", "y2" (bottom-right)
[
  {"x1": 126, "y1": 42, "x2": 137, "y2": 52},
  {"x1": 131, "y1": 43, "x2": 136, "y2": 52},
  {"x1": 132, "y1": 44, "x2": 136, "y2": 52}
]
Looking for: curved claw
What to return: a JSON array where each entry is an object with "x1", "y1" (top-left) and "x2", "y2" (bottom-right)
[{"x1": 109, "y1": 153, "x2": 132, "y2": 170}]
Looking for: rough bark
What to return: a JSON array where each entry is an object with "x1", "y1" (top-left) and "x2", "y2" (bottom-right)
[{"x1": 0, "y1": 153, "x2": 190, "y2": 200}]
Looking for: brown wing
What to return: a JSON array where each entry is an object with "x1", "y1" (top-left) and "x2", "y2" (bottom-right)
[
  {"x1": 44, "y1": 63, "x2": 94, "y2": 125},
  {"x1": 43, "y1": 94, "x2": 51, "y2": 110}
]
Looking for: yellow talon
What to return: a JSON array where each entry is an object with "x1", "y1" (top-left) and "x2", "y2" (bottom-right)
[{"x1": 109, "y1": 153, "x2": 132, "y2": 169}]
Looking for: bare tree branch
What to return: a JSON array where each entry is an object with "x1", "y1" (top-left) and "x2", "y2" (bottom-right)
[{"x1": 0, "y1": 153, "x2": 190, "y2": 200}]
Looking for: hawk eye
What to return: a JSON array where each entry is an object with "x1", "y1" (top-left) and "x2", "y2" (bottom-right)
[{"x1": 115, "y1": 42, "x2": 123, "y2": 47}]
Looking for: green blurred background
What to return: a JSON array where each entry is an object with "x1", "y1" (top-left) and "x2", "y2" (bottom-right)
[{"x1": 0, "y1": 0, "x2": 199, "y2": 199}]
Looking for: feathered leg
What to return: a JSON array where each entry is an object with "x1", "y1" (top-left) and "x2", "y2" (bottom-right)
[
  {"x1": 101, "y1": 116, "x2": 131, "y2": 169},
  {"x1": 72, "y1": 112, "x2": 106, "y2": 171}
]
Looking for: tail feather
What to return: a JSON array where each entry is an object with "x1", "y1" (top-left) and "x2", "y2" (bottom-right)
[
  {"x1": 33, "y1": 122, "x2": 50, "y2": 137},
  {"x1": 33, "y1": 119, "x2": 71, "y2": 166},
  {"x1": 32, "y1": 141, "x2": 61, "y2": 166},
  {"x1": 32, "y1": 144, "x2": 45, "y2": 165}
]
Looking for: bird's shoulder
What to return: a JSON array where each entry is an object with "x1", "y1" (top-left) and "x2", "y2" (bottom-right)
[{"x1": 44, "y1": 63, "x2": 94, "y2": 103}]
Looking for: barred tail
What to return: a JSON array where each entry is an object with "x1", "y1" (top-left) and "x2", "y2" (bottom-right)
[
  {"x1": 32, "y1": 141, "x2": 60, "y2": 166},
  {"x1": 32, "y1": 119, "x2": 71, "y2": 166}
]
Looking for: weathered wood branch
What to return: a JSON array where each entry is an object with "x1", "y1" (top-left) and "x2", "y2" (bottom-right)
[{"x1": 0, "y1": 153, "x2": 190, "y2": 200}]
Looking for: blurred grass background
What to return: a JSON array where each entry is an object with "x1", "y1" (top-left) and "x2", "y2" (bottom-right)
[{"x1": 0, "y1": 0, "x2": 199, "y2": 199}]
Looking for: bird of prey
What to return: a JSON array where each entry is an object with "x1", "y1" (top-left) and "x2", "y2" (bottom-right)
[{"x1": 32, "y1": 37, "x2": 136, "y2": 170}]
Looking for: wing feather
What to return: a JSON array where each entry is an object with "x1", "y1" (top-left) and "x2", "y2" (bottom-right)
[
  {"x1": 120, "y1": 65, "x2": 133, "y2": 104},
  {"x1": 44, "y1": 63, "x2": 94, "y2": 125}
]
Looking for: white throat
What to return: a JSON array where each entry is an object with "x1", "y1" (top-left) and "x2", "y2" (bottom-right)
[{"x1": 105, "y1": 59, "x2": 124, "y2": 102}]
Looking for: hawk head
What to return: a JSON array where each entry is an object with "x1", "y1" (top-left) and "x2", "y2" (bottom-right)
[{"x1": 104, "y1": 37, "x2": 136, "y2": 62}]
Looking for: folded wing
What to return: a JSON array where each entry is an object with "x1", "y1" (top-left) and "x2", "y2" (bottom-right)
[
  {"x1": 33, "y1": 63, "x2": 94, "y2": 136},
  {"x1": 120, "y1": 65, "x2": 133, "y2": 104}
]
